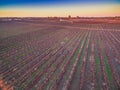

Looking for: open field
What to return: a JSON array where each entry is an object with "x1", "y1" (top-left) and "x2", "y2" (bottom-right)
[{"x1": 0, "y1": 17, "x2": 120, "y2": 90}]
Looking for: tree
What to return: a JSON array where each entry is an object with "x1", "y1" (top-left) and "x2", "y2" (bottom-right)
[{"x1": 68, "y1": 15, "x2": 71, "y2": 19}]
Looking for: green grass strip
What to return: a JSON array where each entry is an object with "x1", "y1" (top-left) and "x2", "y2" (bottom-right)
[{"x1": 103, "y1": 51, "x2": 114, "y2": 90}]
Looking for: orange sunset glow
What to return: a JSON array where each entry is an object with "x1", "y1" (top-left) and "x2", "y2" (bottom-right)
[{"x1": 0, "y1": 4, "x2": 120, "y2": 17}]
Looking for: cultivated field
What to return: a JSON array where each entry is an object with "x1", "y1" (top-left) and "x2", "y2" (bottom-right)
[{"x1": 0, "y1": 18, "x2": 120, "y2": 90}]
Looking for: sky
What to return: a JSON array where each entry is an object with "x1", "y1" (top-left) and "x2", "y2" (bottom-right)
[{"x1": 0, "y1": 0, "x2": 120, "y2": 17}]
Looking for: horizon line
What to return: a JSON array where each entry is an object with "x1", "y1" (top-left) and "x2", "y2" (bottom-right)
[{"x1": 0, "y1": 16, "x2": 120, "y2": 18}]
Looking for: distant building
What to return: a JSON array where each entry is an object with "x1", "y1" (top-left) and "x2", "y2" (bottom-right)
[
  {"x1": 59, "y1": 18, "x2": 73, "y2": 23},
  {"x1": 2, "y1": 18, "x2": 12, "y2": 21}
]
